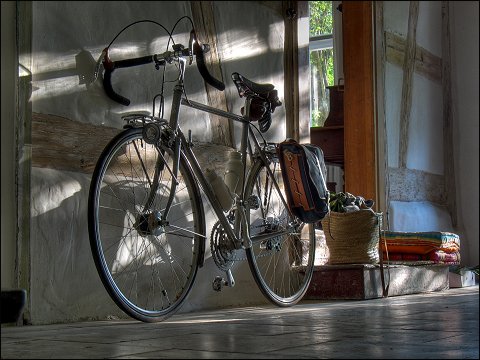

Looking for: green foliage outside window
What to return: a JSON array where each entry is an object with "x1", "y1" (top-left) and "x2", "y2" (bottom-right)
[
  {"x1": 310, "y1": 1, "x2": 333, "y2": 35},
  {"x1": 309, "y1": 1, "x2": 334, "y2": 127}
]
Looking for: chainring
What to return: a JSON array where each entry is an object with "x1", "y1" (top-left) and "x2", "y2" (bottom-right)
[{"x1": 210, "y1": 220, "x2": 239, "y2": 271}]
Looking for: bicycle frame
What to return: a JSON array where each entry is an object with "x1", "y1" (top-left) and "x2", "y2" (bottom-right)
[{"x1": 161, "y1": 58, "x2": 292, "y2": 256}]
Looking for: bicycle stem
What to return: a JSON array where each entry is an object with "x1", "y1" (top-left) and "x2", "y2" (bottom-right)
[{"x1": 169, "y1": 65, "x2": 186, "y2": 129}]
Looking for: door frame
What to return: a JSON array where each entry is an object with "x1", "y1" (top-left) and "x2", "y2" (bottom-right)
[{"x1": 342, "y1": 1, "x2": 381, "y2": 210}]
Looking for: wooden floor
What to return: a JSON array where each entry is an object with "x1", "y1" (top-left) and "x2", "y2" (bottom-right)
[{"x1": 1, "y1": 286, "x2": 478, "y2": 359}]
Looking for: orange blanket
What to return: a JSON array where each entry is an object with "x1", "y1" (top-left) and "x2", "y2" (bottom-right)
[{"x1": 380, "y1": 231, "x2": 460, "y2": 255}]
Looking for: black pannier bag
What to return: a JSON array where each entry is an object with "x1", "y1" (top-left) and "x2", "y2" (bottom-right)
[{"x1": 277, "y1": 139, "x2": 329, "y2": 223}]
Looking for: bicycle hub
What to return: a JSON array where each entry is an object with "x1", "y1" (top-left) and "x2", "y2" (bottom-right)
[
  {"x1": 134, "y1": 210, "x2": 165, "y2": 237},
  {"x1": 142, "y1": 123, "x2": 162, "y2": 144}
]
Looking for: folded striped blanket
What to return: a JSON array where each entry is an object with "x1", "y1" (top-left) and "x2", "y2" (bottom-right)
[
  {"x1": 380, "y1": 231, "x2": 460, "y2": 254},
  {"x1": 380, "y1": 231, "x2": 460, "y2": 264}
]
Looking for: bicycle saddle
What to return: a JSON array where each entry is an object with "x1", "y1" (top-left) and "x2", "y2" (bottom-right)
[
  {"x1": 231, "y1": 72, "x2": 274, "y2": 98},
  {"x1": 232, "y1": 72, "x2": 282, "y2": 133}
]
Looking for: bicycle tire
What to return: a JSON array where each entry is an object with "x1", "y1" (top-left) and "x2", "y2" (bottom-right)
[
  {"x1": 245, "y1": 154, "x2": 316, "y2": 306},
  {"x1": 88, "y1": 127, "x2": 204, "y2": 322}
]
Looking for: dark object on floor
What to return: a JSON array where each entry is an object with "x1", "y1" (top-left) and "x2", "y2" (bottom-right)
[{"x1": 1, "y1": 289, "x2": 26, "y2": 324}]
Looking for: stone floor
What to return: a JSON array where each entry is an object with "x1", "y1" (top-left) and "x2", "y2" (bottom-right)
[{"x1": 1, "y1": 286, "x2": 478, "y2": 359}]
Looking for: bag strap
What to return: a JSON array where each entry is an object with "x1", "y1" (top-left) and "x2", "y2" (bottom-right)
[
  {"x1": 282, "y1": 149, "x2": 314, "y2": 211},
  {"x1": 378, "y1": 217, "x2": 390, "y2": 298}
]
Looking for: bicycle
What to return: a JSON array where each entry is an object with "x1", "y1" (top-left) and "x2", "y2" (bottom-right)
[{"x1": 88, "y1": 17, "x2": 316, "y2": 323}]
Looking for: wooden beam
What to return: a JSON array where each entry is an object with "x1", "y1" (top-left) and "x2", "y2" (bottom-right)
[
  {"x1": 31, "y1": 113, "x2": 121, "y2": 173},
  {"x1": 31, "y1": 113, "x2": 238, "y2": 178},
  {"x1": 441, "y1": 1, "x2": 457, "y2": 227},
  {"x1": 283, "y1": 0, "x2": 299, "y2": 141},
  {"x1": 342, "y1": 1, "x2": 376, "y2": 204},
  {"x1": 374, "y1": 1, "x2": 389, "y2": 218},
  {"x1": 190, "y1": 1, "x2": 233, "y2": 147},
  {"x1": 398, "y1": 1, "x2": 419, "y2": 168},
  {"x1": 385, "y1": 31, "x2": 442, "y2": 84}
]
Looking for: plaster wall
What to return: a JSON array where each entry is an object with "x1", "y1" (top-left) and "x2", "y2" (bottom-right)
[
  {"x1": 26, "y1": 1, "x2": 285, "y2": 324},
  {"x1": 383, "y1": 1, "x2": 452, "y2": 233},
  {"x1": 31, "y1": 1, "x2": 210, "y2": 138},
  {"x1": 384, "y1": 1, "x2": 444, "y2": 174},
  {"x1": 214, "y1": 2, "x2": 286, "y2": 146},
  {"x1": 416, "y1": 1, "x2": 442, "y2": 58},
  {"x1": 1, "y1": 0, "x2": 17, "y2": 289},
  {"x1": 384, "y1": 61, "x2": 443, "y2": 174},
  {"x1": 382, "y1": 1, "x2": 479, "y2": 267}
]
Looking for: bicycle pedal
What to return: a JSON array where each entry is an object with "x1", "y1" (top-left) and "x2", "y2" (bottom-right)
[{"x1": 212, "y1": 276, "x2": 226, "y2": 292}]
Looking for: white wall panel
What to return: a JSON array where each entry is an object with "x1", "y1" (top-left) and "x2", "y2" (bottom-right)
[{"x1": 27, "y1": 0, "x2": 284, "y2": 324}]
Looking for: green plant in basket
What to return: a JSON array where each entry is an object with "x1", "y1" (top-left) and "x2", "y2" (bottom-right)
[{"x1": 328, "y1": 191, "x2": 374, "y2": 213}]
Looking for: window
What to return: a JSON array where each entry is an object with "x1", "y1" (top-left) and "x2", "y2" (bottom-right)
[
  {"x1": 309, "y1": 1, "x2": 344, "y2": 192},
  {"x1": 309, "y1": 1, "x2": 342, "y2": 127}
]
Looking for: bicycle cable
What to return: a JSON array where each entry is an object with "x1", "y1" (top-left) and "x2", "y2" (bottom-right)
[
  {"x1": 96, "y1": 18, "x2": 190, "y2": 119},
  {"x1": 170, "y1": 16, "x2": 196, "y2": 110},
  {"x1": 97, "y1": 16, "x2": 217, "y2": 125},
  {"x1": 251, "y1": 122, "x2": 269, "y2": 147},
  {"x1": 106, "y1": 19, "x2": 174, "y2": 50},
  {"x1": 94, "y1": 19, "x2": 175, "y2": 90},
  {"x1": 155, "y1": 16, "x2": 196, "y2": 119}
]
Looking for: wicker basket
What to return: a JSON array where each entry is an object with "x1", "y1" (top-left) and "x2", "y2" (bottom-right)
[{"x1": 321, "y1": 209, "x2": 382, "y2": 265}]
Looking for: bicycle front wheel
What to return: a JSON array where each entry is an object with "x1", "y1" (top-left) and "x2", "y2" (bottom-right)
[
  {"x1": 88, "y1": 127, "x2": 204, "y2": 322},
  {"x1": 245, "y1": 155, "x2": 316, "y2": 306}
]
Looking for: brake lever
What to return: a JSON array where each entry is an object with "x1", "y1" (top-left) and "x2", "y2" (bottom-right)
[
  {"x1": 190, "y1": 30, "x2": 211, "y2": 55},
  {"x1": 188, "y1": 30, "x2": 195, "y2": 65},
  {"x1": 93, "y1": 47, "x2": 108, "y2": 82}
]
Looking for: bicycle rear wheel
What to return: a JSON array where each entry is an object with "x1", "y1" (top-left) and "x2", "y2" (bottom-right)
[
  {"x1": 245, "y1": 154, "x2": 316, "y2": 306},
  {"x1": 88, "y1": 127, "x2": 204, "y2": 322}
]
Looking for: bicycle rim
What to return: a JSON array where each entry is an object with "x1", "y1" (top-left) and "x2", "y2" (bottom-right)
[
  {"x1": 245, "y1": 157, "x2": 316, "y2": 306},
  {"x1": 88, "y1": 127, "x2": 203, "y2": 322}
]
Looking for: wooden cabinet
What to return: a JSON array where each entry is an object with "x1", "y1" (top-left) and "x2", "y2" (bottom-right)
[
  {"x1": 309, "y1": 1, "x2": 375, "y2": 202},
  {"x1": 310, "y1": 126, "x2": 344, "y2": 167}
]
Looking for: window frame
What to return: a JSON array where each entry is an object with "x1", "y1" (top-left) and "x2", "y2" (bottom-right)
[{"x1": 308, "y1": 1, "x2": 343, "y2": 128}]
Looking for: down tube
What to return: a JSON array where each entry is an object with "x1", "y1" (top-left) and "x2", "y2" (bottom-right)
[{"x1": 178, "y1": 131, "x2": 241, "y2": 246}]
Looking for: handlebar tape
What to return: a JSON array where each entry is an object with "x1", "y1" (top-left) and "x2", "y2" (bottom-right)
[
  {"x1": 194, "y1": 43, "x2": 225, "y2": 91},
  {"x1": 103, "y1": 55, "x2": 154, "y2": 106},
  {"x1": 102, "y1": 39, "x2": 226, "y2": 106}
]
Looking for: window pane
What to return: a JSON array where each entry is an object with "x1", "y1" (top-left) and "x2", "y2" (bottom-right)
[
  {"x1": 310, "y1": 47, "x2": 334, "y2": 127},
  {"x1": 309, "y1": 1, "x2": 333, "y2": 37}
]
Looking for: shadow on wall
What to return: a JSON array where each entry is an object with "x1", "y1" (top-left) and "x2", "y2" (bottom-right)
[
  {"x1": 29, "y1": 45, "x2": 287, "y2": 138},
  {"x1": 28, "y1": 163, "x2": 267, "y2": 325},
  {"x1": 29, "y1": 168, "x2": 124, "y2": 324},
  {"x1": 25, "y1": 1, "x2": 287, "y2": 325},
  {"x1": 29, "y1": 1, "x2": 286, "y2": 139}
]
